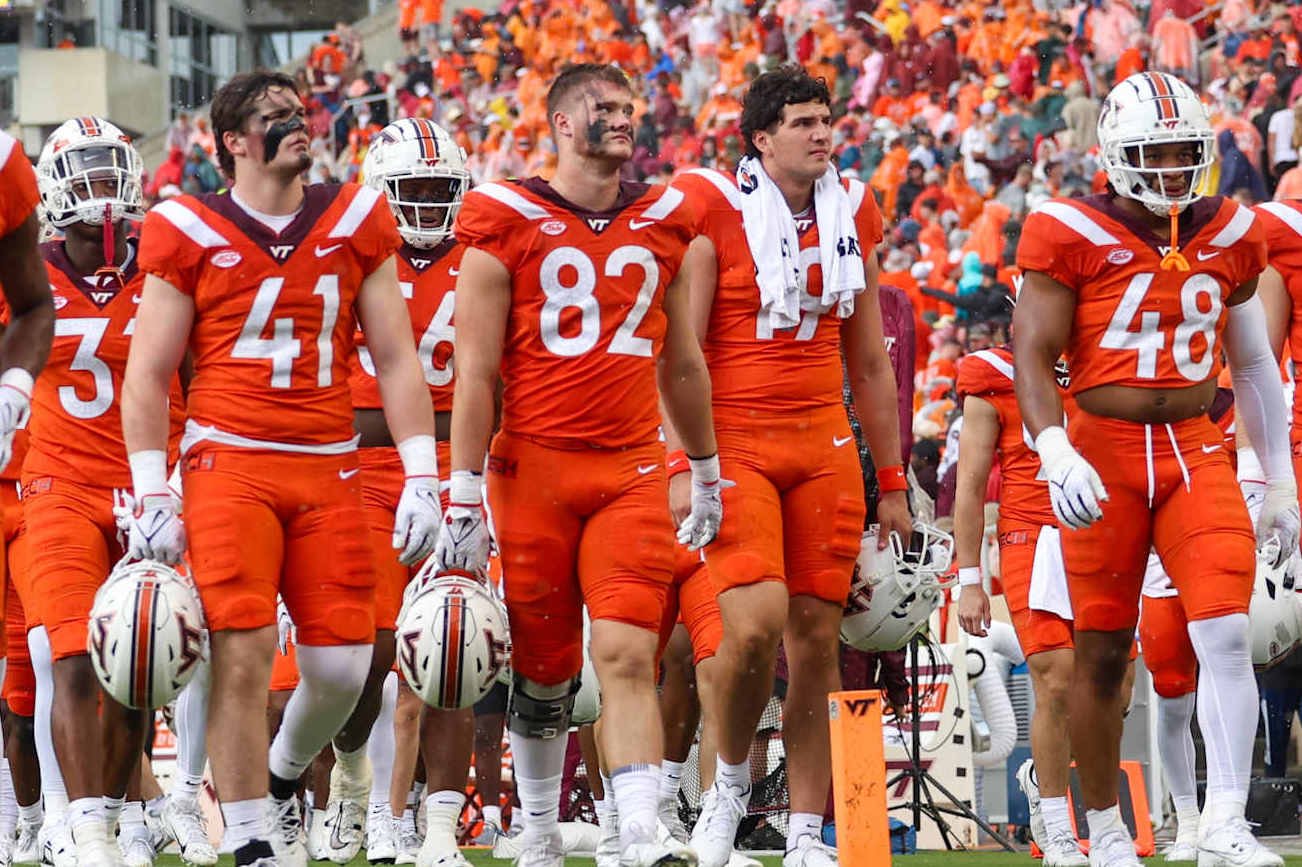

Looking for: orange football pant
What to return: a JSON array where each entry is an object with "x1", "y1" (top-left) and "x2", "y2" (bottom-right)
[
  {"x1": 270, "y1": 642, "x2": 299, "y2": 693},
  {"x1": 706, "y1": 406, "x2": 865, "y2": 603},
  {"x1": 487, "y1": 431, "x2": 674, "y2": 684},
  {"x1": 182, "y1": 447, "x2": 375, "y2": 646},
  {"x1": 658, "y1": 546, "x2": 724, "y2": 666},
  {"x1": 1139, "y1": 593, "x2": 1197, "y2": 698},
  {"x1": 0, "y1": 483, "x2": 32, "y2": 714},
  {"x1": 995, "y1": 521, "x2": 1074, "y2": 657},
  {"x1": 1062, "y1": 412, "x2": 1254, "y2": 632}
]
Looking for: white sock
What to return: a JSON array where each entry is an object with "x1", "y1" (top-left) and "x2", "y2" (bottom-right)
[
  {"x1": 18, "y1": 801, "x2": 42, "y2": 825},
  {"x1": 120, "y1": 801, "x2": 145, "y2": 833},
  {"x1": 787, "y1": 811, "x2": 823, "y2": 849},
  {"x1": 716, "y1": 757, "x2": 750, "y2": 794},
  {"x1": 1157, "y1": 694, "x2": 1198, "y2": 811},
  {"x1": 103, "y1": 796, "x2": 124, "y2": 832},
  {"x1": 611, "y1": 764, "x2": 659, "y2": 847},
  {"x1": 1085, "y1": 805, "x2": 1125, "y2": 841},
  {"x1": 483, "y1": 804, "x2": 502, "y2": 828},
  {"x1": 222, "y1": 798, "x2": 269, "y2": 852},
  {"x1": 367, "y1": 672, "x2": 398, "y2": 807},
  {"x1": 508, "y1": 728, "x2": 567, "y2": 838},
  {"x1": 1174, "y1": 795, "x2": 1200, "y2": 843},
  {"x1": 594, "y1": 792, "x2": 616, "y2": 831},
  {"x1": 424, "y1": 790, "x2": 463, "y2": 841},
  {"x1": 1187, "y1": 614, "x2": 1256, "y2": 826},
  {"x1": 68, "y1": 797, "x2": 102, "y2": 835},
  {"x1": 173, "y1": 660, "x2": 210, "y2": 800},
  {"x1": 333, "y1": 743, "x2": 368, "y2": 785},
  {"x1": 659, "y1": 759, "x2": 684, "y2": 807},
  {"x1": 0, "y1": 759, "x2": 17, "y2": 837},
  {"x1": 1041, "y1": 794, "x2": 1070, "y2": 832},
  {"x1": 28, "y1": 628, "x2": 66, "y2": 817},
  {"x1": 268, "y1": 643, "x2": 371, "y2": 781}
]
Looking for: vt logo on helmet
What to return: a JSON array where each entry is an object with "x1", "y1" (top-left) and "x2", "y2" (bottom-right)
[{"x1": 363, "y1": 117, "x2": 470, "y2": 249}]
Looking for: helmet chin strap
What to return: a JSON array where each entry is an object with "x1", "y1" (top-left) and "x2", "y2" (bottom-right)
[
  {"x1": 1160, "y1": 204, "x2": 1190, "y2": 272},
  {"x1": 93, "y1": 202, "x2": 125, "y2": 291}
]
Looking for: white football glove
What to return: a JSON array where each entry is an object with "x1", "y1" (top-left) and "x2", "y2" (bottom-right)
[
  {"x1": 393, "y1": 475, "x2": 442, "y2": 567},
  {"x1": 275, "y1": 596, "x2": 296, "y2": 655},
  {"x1": 127, "y1": 493, "x2": 186, "y2": 565},
  {"x1": 1257, "y1": 479, "x2": 1300, "y2": 568},
  {"x1": 435, "y1": 471, "x2": 492, "y2": 576},
  {"x1": 0, "y1": 370, "x2": 31, "y2": 476},
  {"x1": 1034, "y1": 426, "x2": 1108, "y2": 530},
  {"x1": 676, "y1": 454, "x2": 729, "y2": 551}
]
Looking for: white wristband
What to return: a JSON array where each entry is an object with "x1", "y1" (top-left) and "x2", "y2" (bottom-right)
[
  {"x1": 958, "y1": 566, "x2": 982, "y2": 587},
  {"x1": 0, "y1": 368, "x2": 33, "y2": 399},
  {"x1": 129, "y1": 450, "x2": 169, "y2": 498},
  {"x1": 396, "y1": 434, "x2": 438, "y2": 479},
  {"x1": 1033, "y1": 425, "x2": 1075, "y2": 466},
  {"x1": 449, "y1": 470, "x2": 483, "y2": 506},
  {"x1": 689, "y1": 454, "x2": 720, "y2": 484}
]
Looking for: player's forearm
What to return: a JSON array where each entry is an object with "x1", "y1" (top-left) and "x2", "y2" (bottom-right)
[
  {"x1": 0, "y1": 303, "x2": 53, "y2": 379},
  {"x1": 849, "y1": 358, "x2": 905, "y2": 470},
  {"x1": 122, "y1": 371, "x2": 174, "y2": 456},
  {"x1": 450, "y1": 373, "x2": 497, "y2": 474},
  {"x1": 658, "y1": 356, "x2": 717, "y2": 459},
  {"x1": 0, "y1": 216, "x2": 53, "y2": 378},
  {"x1": 375, "y1": 353, "x2": 437, "y2": 447},
  {"x1": 1013, "y1": 356, "x2": 1066, "y2": 440},
  {"x1": 953, "y1": 476, "x2": 987, "y2": 570}
]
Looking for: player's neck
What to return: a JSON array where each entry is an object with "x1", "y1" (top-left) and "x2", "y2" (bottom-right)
[
  {"x1": 1112, "y1": 195, "x2": 1178, "y2": 239},
  {"x1": 64, "y1": 228, "x2": 127, "y2": 275},
  {"x1": 230, "y1": 173, "x2": 305, "y2": 217},
  {"x1": 548, "y1": 157, "x2": 622, "y2": 212},
  {"x1": 761, "y1": 159, "x2": 815, "y2": 214}
]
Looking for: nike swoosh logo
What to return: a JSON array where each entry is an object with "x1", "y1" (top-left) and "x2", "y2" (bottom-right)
[
  {"x1": 833, "y1": 435, "x2": 854, "y2": 447},
  {"x1": 628, "y1": 219, "x2": 655, "y2": 230},
  {"x1": 339, "y1": 467, "x2": 360, "y2": 479},
  {"x1": 1196, "y1": 249, "x2": 1220, "y2": 261},
  {"x1": 315, "y1": 243, "x2": 343, "y2": 257},
  {"x1": 449, "y1": 267, "x2": 460, "y2": 276},
  {"x1": 1201, "y1": 443, "x2": 1222, "y2": 453},
  {"x1": 132, "y1": 294, "x2": 142, "y2": 303},
  {"x1": 636, "y1": 464, "x2": 658, "y2": 474}
]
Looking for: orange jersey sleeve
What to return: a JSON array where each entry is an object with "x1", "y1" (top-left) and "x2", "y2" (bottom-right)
[
  {"x1": 24, "y1": 242, "x2": 184, "y2": 487},
  {"x1": 0, "y1": 133, "x2": 38, "y2": 239},
  {"x1": 1019, "y1": 196, "x2": 1265, "y2": 395},
  {"x1": 349, "y1": 241, "x2": 460, "y2": 412},
  {"x1": 1253, "y1": 201, "x2": 1302, "y2": 434},
  {"x1": 455, "y1": 178, "x2": 694, "y2": 447},
  {"x1": 671, "y1": 168, "x2": 883, "y2": 421},
  {"x1": 0, "y1": 296, "x2": 28, "y2": 482},
  {"x1": 138, "y1": 184, "x2": 401, "y2": 448}
]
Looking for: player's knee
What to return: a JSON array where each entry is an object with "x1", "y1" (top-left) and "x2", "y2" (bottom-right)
[
  {"x1": 296, "y1": 642, "x2": 373, "y2": 701},
  {"x1": 1152, "y1": 670, "x2": 1197, "y2": 699},
  {"x1": 723, "y1": 613, "x2": 783, "y2": 664},
  {"x1": 52, "y1": 653, "x2": 96, "y2": 696},
  {"x1": 507, "y1": 674, "x2": 576, "y2": 740},
  {"x1": 1075, "y1": 639, "x2": 1131, "y2": 695},
  {"x1": 589, "y1": 635, "x2": 656, "y2": 685},
  {"x1": 1028, "y1": 652, "x2": 1074, "y2": 713}
]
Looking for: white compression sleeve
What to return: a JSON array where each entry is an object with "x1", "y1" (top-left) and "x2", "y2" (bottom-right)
[
  {"x1": 172, "y1": 659, "x2": 210, "y2": 798},
  {"x1": 1187, "y1": 614, "x2": 1257, "y2": 824},
  {"x1": 1225, "y1": 295, "x2": 1292, "y2": 483},
  {"x1": 1156, "y1": 693, "x2": 1198, "y2": 806},
  {"x1": 28, "y1": 628, "x2": 66, "y2": 814},
  {"x1": 268, "y1": 644, "x2": 372, "y2": 782}
]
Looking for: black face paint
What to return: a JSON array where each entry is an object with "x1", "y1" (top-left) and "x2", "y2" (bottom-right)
[
  {"x1": 263, "y1": 116, "x2": 305, "y2": 163},
  {"x1": 586, "y1": 118, "x2": 610, "y2": 147}
]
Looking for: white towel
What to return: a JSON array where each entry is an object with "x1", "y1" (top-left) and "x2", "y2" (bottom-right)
[
  {"x1": 1027, "y1": 526, "x2": 1074, "y2": 621},
  {"x1": 735, "y1": 156, "x2": 866, "y2": 332}
]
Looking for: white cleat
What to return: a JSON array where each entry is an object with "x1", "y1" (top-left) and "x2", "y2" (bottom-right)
[
  {"x1": 37, "y1": 818, "x2": 73, "y2": 867},
  {"x1": 782, "y1": 834, "x2": 837, "y2": 866},
  {"x1": 415, "y1": 827, "x2": 470, "y2": 867},
  {"x1": 726, "y1": 853, "x2": 762, "y2": 867},
  {"x1": 1016, "y1": 759, "x2": 1049, "y2": 849},
  {"x1": 305, "y1": 808, "x2": 330, "y2": 862},
  {"x1": 1166, "y1": 841, "x2": 1200, "y2": 862},
  {"x1": 322, "y1": 798, "x2": 366, "y2": 864},
  {"x1": 620, "y1": 839, "x2": 699, "y2": 866},
  {"x1": 659, "y1": 800, "x2": 688, "y2": 844},
  {"x1": 160, "y1": 796, "x2": 217, "y2": 866},
  {"x1": 1089, "y1": 828, "x2": 1143, "y2": 867},
  {"x1": 71, "y1": 825, "x2": 123, "y2": 867},
  {"x1": 118, "y1": 826, "x2": 156, "y2": 867},
  {"x1": 0, "y1": 837, "x2": 13, "y2": 867},
  {"x1": 366, "y1": 809, "x2": 399, "y2": 863},
  {"x1": 512, "y1": 830, "x2": 564, "y2": 867},
  {"x1": 689, "y1": 784, "x2": 750, "y2": 867},
  {"x1": 1197, "y1": 818, "x2": 1284, "y2": 867},
  {"x1": 396, "y1": 812, "x2": 421, "y2": 865},
  {"x1": 268, "y1": 795, "x2": 308, "y2": 867},
  {"x1": 1041, "y1": 826, "x2": 1088, "y2": 867},
  {"x1": 13, "y1": 816, "x2": 39, "y2": 864}
]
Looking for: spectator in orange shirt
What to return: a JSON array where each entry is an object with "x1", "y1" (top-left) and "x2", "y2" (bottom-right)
[
  {"x1": 422, "y1": 0, "x2": 445, "y2": 44},
  {"x1": 399, "y1": 0, "x2": 421, "y2": 55}
]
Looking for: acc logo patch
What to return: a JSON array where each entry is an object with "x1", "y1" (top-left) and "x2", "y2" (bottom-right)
[
  {"x1": 540, "y1": 220, "x2": 567, "y2": 236},
  {"x1": 51, "y1": 294, "x2": 68, "y2": 310},
  {"x1": 211, "y1": 250, "x2": 242, "y2": 268},
  {"x1": 1107, "y1": 248, "x2": 1135, "y2": 265}
]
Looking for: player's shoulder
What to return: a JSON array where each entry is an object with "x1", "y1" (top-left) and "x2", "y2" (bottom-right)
[
  {"x1": 461, "y1": 177, "x2": 551, "y2": 221},
  {"x1": 1200, "y1": 195, "x2": 1259, "y2": 244},
  {"x1": 1022, "y1": 195, "x2": 1127, "y2": 248},
  {"x1": 0, "y1": 130, "x2": 25, "y2": 172},
  {"x1": 956, "y1": 346, "x2": 1015, "y2": 400},
  {"x1": 671, "y1": 167, "x2": 741, "y2": 211},
  {"x1": 1252, "y1": 199, "x2": 1302, "y2": 247},
  {"x1": 143, "y1": 193, "x2": 233, "y2": 250}
]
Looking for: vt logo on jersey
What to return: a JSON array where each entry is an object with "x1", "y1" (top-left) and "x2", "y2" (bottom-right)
[
  {"x1": 586, "y1": 217, "x2": 611, "y2": 233},
  {"x1": 410, "y1": 258, "x2": 431, "y2": 270},
  {"x1": 88, "y1": 289, "x2": 117, "y2": 308},
  {"x1": 794, "y1": 216, "x2": 814, "y2": 233},
  {"x1": 269, "y1": 244, "x2": 295, "y2": 261}
]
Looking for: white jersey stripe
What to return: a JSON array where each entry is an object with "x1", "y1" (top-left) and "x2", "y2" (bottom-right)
[
  {"x1": 971, "y1": 349, "x2": 1015, "y2": 382},
  {"x1": 682, "y1": 168, "x2": 741, "y2": 210},
  {"x1": 328, "y1": 185, "x2": 383, "y2": 239},
  {"x1": 1033, "y1": 201, "x2": 1120, "y2": 246},
  {"x1": 1208, "y1": 204, "x2": 1255, "y2": 248},
  {"x1": 0, "y1": 130, "x2": 17, "y2": 169},
  {"x1": 639, "y1": 185, "x2": 685, "y2": 222},
  {"x1": 847, "y1": 177, "x2": 867, "y2": 213},
  {"x1": 1258, "y1": 201, "x2": 1302, "y2": 238},
  {"x1": 470, "y1": 182, "x2": 551, "y2": 221},
  {"x1": 151, "y1": 199, "x2": 229, "y2": 249}
]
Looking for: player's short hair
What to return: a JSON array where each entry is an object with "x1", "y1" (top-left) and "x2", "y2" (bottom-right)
[
  {"x1": 545, "y1": 63, "x2": 632, "y2": 129},
  {"x1": 211, "y1": 70, "x2": 300, "y2": 177},
  {"x1": 740, "y1": 65, "x2": 832, "y2": 159}
]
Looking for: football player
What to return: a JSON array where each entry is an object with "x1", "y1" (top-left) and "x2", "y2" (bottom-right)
[
  {"x1": 668, "y1": 65, "x2": 907, "y2": 867},
  {"x1": 24, "y1": 116, "x2": 189, "y2": 867},
  {"x1": 1014, "y1": 71, "x2": 1293, "y2": 867},
  {"x1": 1251, "y1": 199, "x2": 1302, "y2": 485},
  {"x1": 123, "y1": 71, "x2": 442, "y2": 867},
  {"x1": 438, "y1": 62, "x2": 719, "y2": 867}
]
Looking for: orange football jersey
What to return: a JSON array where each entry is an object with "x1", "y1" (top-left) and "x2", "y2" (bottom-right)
[
  {"x1": 455, "y1": 178, "x2": 695, "y2": 447},
  {"x1": 349, "y1": 240, "x2": 460, "y2": 412},
  {"x1": 138, "y1": 184, "x2": 401, "y2": 448},
  {"x1": 955, "y1": 347, "x2": 1073, "y2": 528},
  {"x1": 1252, "y1": 201, "x2": 1302, "y2": 431},
  {"x1": 24, "y1": 241, "x2": 185, "y2": 487},
  {"x1": 1018, "y1": 195, "x2": 1266, "y2": 395},
  {"x1": 669, "y1": 169, "x2": 885, "y2": 419},
  {"x1": 0, "y1": 132, "x2": 37, "y2": 239},
  {"x1": 0, "y1": 296, "x2": 28, "y2": 482}
]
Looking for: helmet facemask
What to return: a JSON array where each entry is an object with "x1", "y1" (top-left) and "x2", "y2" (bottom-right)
[
  {"x1": 42, "y1": 142, "x2": 144, "y2": 228},
  {"x1": 384, "y1": 172, "x2": 467, "y2": 249},
  {"x1": 1106, "y1": 136, "x2": 1214, "y2": 217}
]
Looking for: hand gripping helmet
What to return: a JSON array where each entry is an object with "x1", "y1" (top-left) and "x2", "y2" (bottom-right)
[
  {"x1": 841, "y1": 523, "x2": 955, "y2": 652},
  {"x1": 36, "y1": 116, "x2": 144, "y2": 228},
  {"x1": 362, "y1": 117, "x2": 469, "y2": 248},
  {"x1": 1096, "y1": 72, "x2": 1214, "y2": 216},
  {"x1": 1249, "y1": 537, "x2": 1302, "y2": 671},
  {"x1": 397, "y1": 563, "x2": 511, "y2": 709},
  {"x1": 88, "y1": 559, "x2": 209, "y2": 709}
]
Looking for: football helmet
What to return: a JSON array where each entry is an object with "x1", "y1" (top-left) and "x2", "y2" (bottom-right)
[
  {"x1": 841, "y1": 523, "x2": 955, "y2": 652},
  {"x1": 88, "y1": 559, "x2": 209, "y2": 709},
  {"x1": 396, "y1": 564, "x2": 511, "y2": 709},
  {"x1": 362, "y1": 118, "x2": 469, "y2": 248},
  {"x1": 1096, "y1": 72, "x2": 1214, "y2": 216},
  {"x1": 36, "y1": 116, "x2": 144, "y2": 228},
  {"x1": 1249, "y1": 536, "x2": 1302, "y2": 670}
]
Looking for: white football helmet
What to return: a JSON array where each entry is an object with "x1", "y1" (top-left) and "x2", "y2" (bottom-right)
[
  {"x1": 1097, "y1": 72, "x2": 1214, "y2": 216},
  {"x1": 88, "y1": 559, "x2": 209, "y2": 709},
  {"x1": 572, "y1": 609, "x2": 600, "y2": 726},
  {"x1": 36, "y1": 116, "x2": 144, "y2": 228},
  {"x1": 1249, "y1": 537, "x2": 1302, "y2": 670},
  {"x1": 362, "y1": 117, "x2": 469, "y2": 248},
  {"x1": 841, "y1": 523, "x2": 955, "y2": 652},
  {"x1": 397, "y1": 565, "x2": 511, "y2": 709}
]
